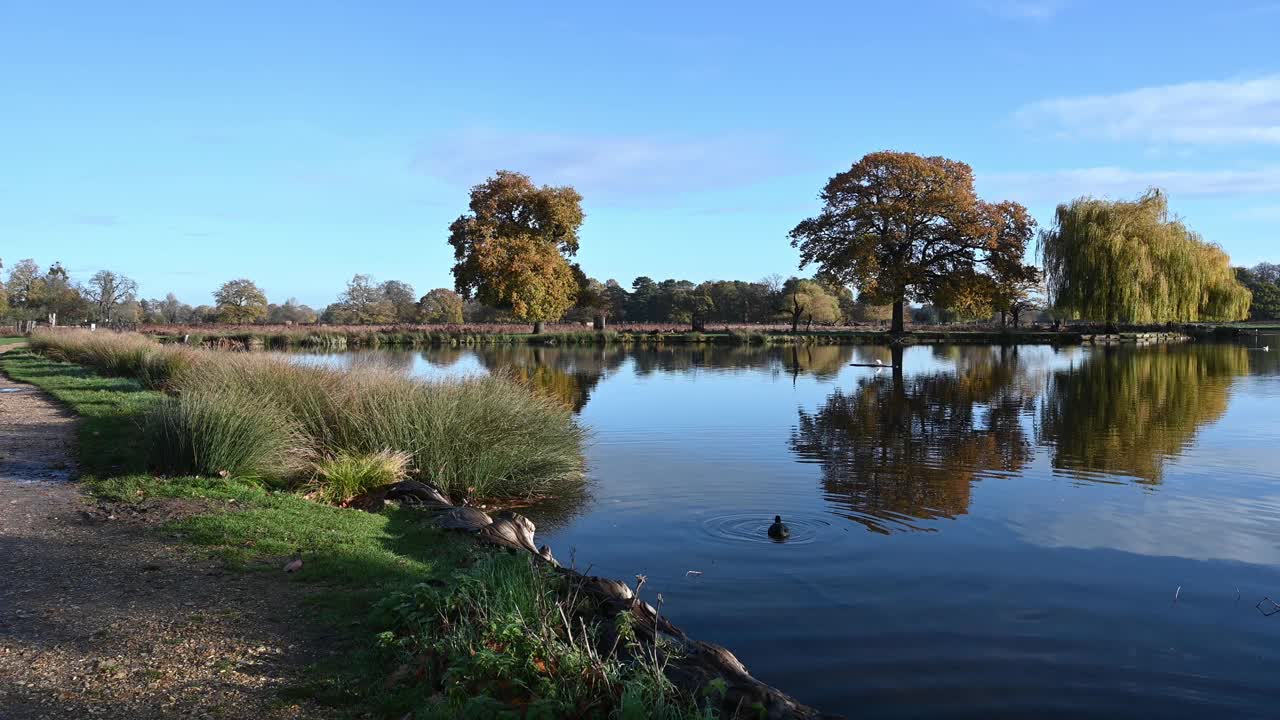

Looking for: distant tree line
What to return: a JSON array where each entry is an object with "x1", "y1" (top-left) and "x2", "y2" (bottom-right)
[
  {"x1": 1234, "y1": 263, "x2": 1280, "y2": 320},
  {"x1": 2, "y1": 152, "x2": 1262, "y2": 332}
]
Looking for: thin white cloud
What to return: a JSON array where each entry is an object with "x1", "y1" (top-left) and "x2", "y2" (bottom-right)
[
  {"x1": 977, "y1": 0, "x2": 1069, "y2": 20},
  {"x1": 1016, "y1": 75, "x2": 1280, "y2": 145},
  {"x1": 981, "y1": 166, "x2": 1280, "y2": 202},
  {"x1": 71, "y1": 213, "x2": 121, "y2": 227},
  {"x1": 409, "y1": 129, "x2": 801, "y2": 205}
]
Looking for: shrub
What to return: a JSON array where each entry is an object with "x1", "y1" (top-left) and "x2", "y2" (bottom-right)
[
  {"x1": 309, "y1": 449, "x2": 411, "y2": 505},
  {"x1": 145, "y1": 386, "x2": 308, "y2": 481}
]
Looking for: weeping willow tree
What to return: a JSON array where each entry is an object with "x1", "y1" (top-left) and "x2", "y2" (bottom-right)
[{"x1": 1040, "y1": 190, "x2": 1251, "y2": 325}]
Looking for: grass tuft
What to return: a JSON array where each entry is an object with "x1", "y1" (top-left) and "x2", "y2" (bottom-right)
[
  {"x1": 145, "y1": 386, "x2": 308, "y2": 481},
  {"x1": 309, "y1": 449, "x2": 411, "y2": 505}
]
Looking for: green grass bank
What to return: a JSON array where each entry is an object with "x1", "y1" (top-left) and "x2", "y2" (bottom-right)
[{"x1": 0, "y1": 348, "x2": 724, "y2": 719}]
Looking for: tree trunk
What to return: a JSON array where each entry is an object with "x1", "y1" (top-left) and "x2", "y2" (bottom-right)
[
  {"x1": 891, "y1": 299, "x2": 905, "y2": 334},
  {"x1": 999, "y1": 310, "x2": 1007, "y2": 327},
  {"x1": 532, "y1": 321, "x2": 545, "y2": 335},
  {"x1": 593, "y1": 314, "x2": 606, "y2": 331}
]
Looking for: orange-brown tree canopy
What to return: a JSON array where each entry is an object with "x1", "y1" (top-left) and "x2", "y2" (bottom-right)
[
  {"x1": 448, "y1": 171, "x2": 585, "y2": 324},
  {"x1": 789, "y1": 151, "x2": 1037, "y2": 332}
]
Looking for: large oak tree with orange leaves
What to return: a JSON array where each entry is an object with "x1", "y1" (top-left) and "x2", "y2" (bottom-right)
[
  {"x1": 448, "y1": 171, "x2": 584, "y2": 331},
  {"x1": 789, "y1": 151, "x2": 1037, "y2": 333}
]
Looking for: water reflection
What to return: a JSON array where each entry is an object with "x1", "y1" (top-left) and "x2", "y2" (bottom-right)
[
  {"x1": 789, "y1": 344, "x2": 1254, "y2": 532},
  {"x1": 790, "y1": 346, "x2": 1036, "y2": 533},
  {"x1": 474, "y1": 345, "x2": 628, "y2": 412},
  {"x1": 628, "y1": 344, "x2": 853, "y2": 377},
  {"x1": 1037, "y1": 345, "x2": 1249, "y2": 483}
]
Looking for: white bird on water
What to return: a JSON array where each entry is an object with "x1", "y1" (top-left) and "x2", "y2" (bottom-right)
[{"x1": 875, "y1": 359, "x2": 883, "y2": 366}]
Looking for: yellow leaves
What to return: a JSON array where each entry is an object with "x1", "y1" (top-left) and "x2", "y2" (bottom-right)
[
  {"x1": 448, "y1": 171, "x2": 585, "y2": 323},
  {"x1": 1043, "y1": 189, "x2": 1251, "y2": 323}
]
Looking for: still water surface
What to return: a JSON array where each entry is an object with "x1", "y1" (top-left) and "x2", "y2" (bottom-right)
[{"x1": 296, "y1": 340, "x2": 1280, "y2": 719}]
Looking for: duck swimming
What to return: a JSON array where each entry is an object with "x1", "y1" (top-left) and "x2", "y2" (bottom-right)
[{"x1": 767, "y1": 515, "x2": 790, "y2": 540}]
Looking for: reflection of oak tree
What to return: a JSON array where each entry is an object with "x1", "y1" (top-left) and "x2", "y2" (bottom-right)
[
  {"x1": 475, "y1": 346, "x2": 627, "y2": 412},
  {"x1": 1038, "y1": 345, "x2": 1249, "y2": 483},
  {"x1": 790, "y1": 350, "x2": 1033, "y2": 533}
]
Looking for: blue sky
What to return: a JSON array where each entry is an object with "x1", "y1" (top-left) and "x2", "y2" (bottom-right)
[{"x1": 3, "y1": 1, "x2": 1279, "y2": 307}]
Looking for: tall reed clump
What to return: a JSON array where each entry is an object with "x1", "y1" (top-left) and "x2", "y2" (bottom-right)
[
  {"x1": 145, "y1": 385, "x2": 308, "y2": 481},
  {"x1": 28, "y1": 329, "x2": 198, "y2": 390},
  {"x1": 30, "y1": 329, "x2": 587, "y2": 500},
  {"x1": 184, "y1": 356, "x2": 586, "y2": 499}
]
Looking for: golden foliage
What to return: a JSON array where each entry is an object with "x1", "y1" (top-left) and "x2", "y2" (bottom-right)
[
  {"x1": 448, "y1": 171, "x2": 584, "y2": 323},
  {"x1": 1040, "y1": 190, "x2": 1251, "y2": 323}
]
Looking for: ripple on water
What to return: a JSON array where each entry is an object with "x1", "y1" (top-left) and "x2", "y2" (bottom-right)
[{"x1": 700, "y1": 512, "x2": 832, "y2": 546}]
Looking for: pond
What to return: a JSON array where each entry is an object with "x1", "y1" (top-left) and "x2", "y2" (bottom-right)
[{"x1": 293, "y1": 338, "x2": 1280, "y2": 718}]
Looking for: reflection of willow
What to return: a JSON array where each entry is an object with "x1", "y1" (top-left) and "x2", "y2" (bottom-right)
[
  {"x1": 784, "y1": 345, "x2": 855, "y2": 381},
  {"x1": 790, "y1": 348, "x2": 1034, "y2": 533},
  {"x1": 474, "y1": 346, "x2": 628, "y2": 412},
  {"x1": 1038, "y1": 345, "x2": 1249, "y2": 483}
]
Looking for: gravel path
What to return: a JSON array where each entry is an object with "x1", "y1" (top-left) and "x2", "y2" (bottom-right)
[{"x1": 0, "y1": 346, "x2": 337, "y2": 720}]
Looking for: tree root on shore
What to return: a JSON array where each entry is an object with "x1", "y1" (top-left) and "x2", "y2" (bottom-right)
[{"x1": 374, "y1": 480, "x2": 842, "y2": 719}]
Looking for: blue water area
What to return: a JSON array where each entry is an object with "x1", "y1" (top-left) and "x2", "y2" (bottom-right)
[{"x1": 292, "y1": 340, "x2": 1280, "y2": 719}]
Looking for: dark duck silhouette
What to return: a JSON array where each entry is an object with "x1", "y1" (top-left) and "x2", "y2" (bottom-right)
[{"x1": 767, "y1": 515, "x2": 790, "y2": 540}]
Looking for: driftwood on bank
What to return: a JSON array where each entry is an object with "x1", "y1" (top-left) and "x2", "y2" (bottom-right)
[{"x1": 377, "y1": 480, "x2": 841, "y2": 720}]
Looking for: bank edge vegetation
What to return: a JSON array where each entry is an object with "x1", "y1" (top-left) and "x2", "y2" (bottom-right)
[
  {"x1": 4, "y1": 151, "x2": 1272, "y2": 335},
  {"x1": 0, "y1": 345, "x2": 728, "y2": 719},
  {"x1": 29, "y1": 329, "x2": 586, "y2": 501}
]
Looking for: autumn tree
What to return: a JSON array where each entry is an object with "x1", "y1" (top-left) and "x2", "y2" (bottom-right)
[
  {"x1": 84, "y1": 270, "x2": 138, "y2": 323},
  {"x1": 851, "y1": 298, "x2": 893, "y2": 323},
  {"x1": 782, "y1": 278, "x2": 841, "y2": 332},
  {"x1": 984, "y1": 203, "x2": 1042, "y2": 326},
  {"x1": 790, "y1": 151, "x2": 1034, "y2": 333},
  {"x1": 213, "y1": 278, "x2": 269, "y2": 323},
  {"x1": 1040, "y1": 189, "x2": 1251, "y2": 327},
  {"x1": 448, "y1": 171, "x2": 584, "y2": 333},
  {"x1": 336, "y1": 274, "x2": 395, "y2": 324},
  {"x1": 379, "y1": 280, "x2": 418, "y2": 323},
  {"x1": 4, "y1": 259, "x2": 44, "y2": 316},
  {"x1": 417, "y1": 288, "x2": 464, "y2": 324}
]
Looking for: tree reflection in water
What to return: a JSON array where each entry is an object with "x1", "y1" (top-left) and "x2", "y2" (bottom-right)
[
  {"x1": 791, "y1": 343, "x2": 1252, "y2": 533},
  {"x1": 1037, "y1": 344, "x2": 1250, "y2": 484},
  {"x1": 474, "y1": 346, "x2": 628, "y2": 412},
  {"x1": 790, "y1": 346, "x2": 1035, "y2": 533}
]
